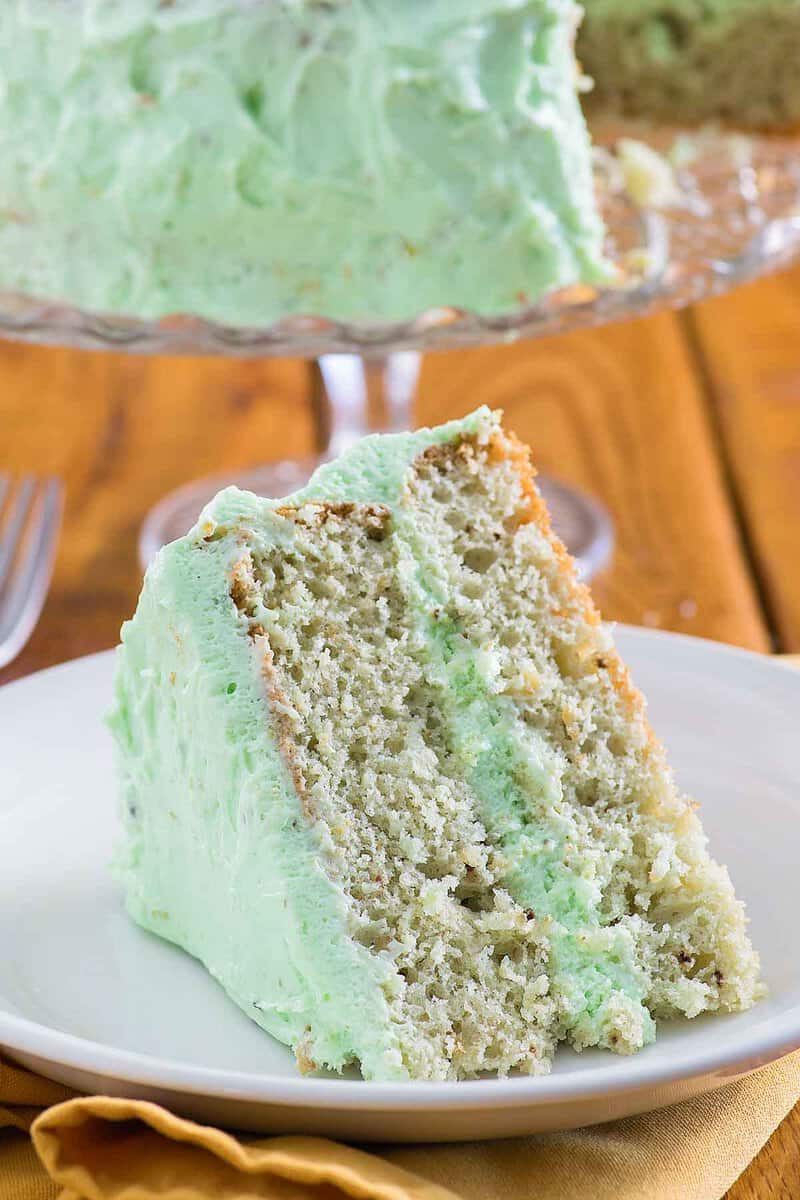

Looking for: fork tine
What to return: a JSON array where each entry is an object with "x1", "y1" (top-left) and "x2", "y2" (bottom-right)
[
  {"x1": 0, "y1": 475, "x2": 36, "y2": 594},
  {"x1": 0, "y1": 478, "x2": 63, "y2": 670}
]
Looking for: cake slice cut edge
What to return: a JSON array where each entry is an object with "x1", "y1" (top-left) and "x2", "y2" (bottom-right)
[
  {"x1": 110, "y1": 408, "x2": 763, "y2": 1082},
  {"x1": 579, "y1": 0, "x2": 800, "y2": 129}
]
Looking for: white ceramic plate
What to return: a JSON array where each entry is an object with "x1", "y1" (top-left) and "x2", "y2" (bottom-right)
[{"x1": 1, "y1": 628, "x2": 799, "y2": 1142}]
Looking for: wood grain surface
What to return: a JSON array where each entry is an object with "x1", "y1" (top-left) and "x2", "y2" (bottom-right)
[
  {"x1": 1, "y1": 264, "x2": 799, "y2": 1196},
  {"x1": 689, "y1": 270, "x2": 800, "y2": 652}
]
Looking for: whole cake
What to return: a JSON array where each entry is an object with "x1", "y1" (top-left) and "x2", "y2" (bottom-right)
[
  {"x1": 580, "y1": 0, "x2": 800, "y2": 127},
  {"x1": 0, "y1": 1, "x2": 607, "y2": 324},
  {"x1": 110, "y1": 410, "x2": 762, "y2": 1081},
  {"x1": 1, "y1": 3, "x2": 796, "y2": 325}
]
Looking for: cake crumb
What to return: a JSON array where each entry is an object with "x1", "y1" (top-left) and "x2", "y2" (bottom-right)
[{"x1": 295, "y1": 1034, "x2": 317, "y2": 1075}]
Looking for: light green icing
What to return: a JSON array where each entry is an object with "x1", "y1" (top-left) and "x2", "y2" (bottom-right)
[
  {"x1": 110, "y1": 531, "x2": 406, "y2": 1080},
  {"x1": 0, "y1": 1, "x2": 608, "y2": 324},
  {"x1": 113, "y1": 407, "x2": 653, "y2": 1075}
]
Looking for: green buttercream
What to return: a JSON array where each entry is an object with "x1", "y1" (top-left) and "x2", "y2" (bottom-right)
[
  {"x1": 0, "y1": 1, "x2": 607, "y2": 323},
  {"x1": 110, "y1": 530, "x2": 406, "y2": 1080}
]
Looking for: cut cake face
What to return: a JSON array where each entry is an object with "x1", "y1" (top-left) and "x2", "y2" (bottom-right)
[
  {"x1": 110, "y1": 409, "x2": 761, "y2": 1081},
  {"x1": 579, "y1": 0, "x2": 800, "y2": 127}
]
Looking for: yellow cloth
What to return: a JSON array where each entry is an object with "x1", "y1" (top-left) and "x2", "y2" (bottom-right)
[
  {"x1": 3, "y1": 662, "x2": 799, "y2": 1200},
  {"x1": 0, "y1": 1049, "x2": 796, "y2": 1200}
]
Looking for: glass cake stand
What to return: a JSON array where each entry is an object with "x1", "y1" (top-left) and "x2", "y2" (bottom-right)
[{"x1": 3, "y1": 125, "x2": 800, "y2": 578}]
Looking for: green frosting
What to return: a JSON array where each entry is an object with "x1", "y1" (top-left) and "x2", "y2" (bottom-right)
[
  {"x1": 0, "y1": 1, "x2": 607, "y2": 324},
  {"x1": 110, "y1": 531, "x2": 407, "y2": 1080},
  {"x1": 111, "y1": 408, "x2": 652, "y2": 1078}
]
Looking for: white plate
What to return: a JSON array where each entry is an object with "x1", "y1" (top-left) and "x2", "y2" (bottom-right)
[{"x1": 1, "y1": 628, "x2": 799, "y2": 1142}]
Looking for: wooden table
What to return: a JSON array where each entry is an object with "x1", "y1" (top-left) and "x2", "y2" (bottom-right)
[{"x1": 2, "y1": 263, "x2": 799, "y2": 1197}]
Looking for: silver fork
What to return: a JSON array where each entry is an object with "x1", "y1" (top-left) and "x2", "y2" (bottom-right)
[{"x1": 0, "y1": 475, "x2": 63, "y2": 670}]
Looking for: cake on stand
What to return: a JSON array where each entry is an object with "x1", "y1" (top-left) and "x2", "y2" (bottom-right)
[{"x1": 2, "y1": 127, "x2": 799, "y2": 580}]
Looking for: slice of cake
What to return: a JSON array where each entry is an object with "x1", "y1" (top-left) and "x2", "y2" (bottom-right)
[
  {"x1": 579, "y1": 0, "x2": 800, "y2": 127},
  {"x1": 0, "y1": 1, "x2": 607, "y2": 324},
  {"x1": 110, "y1": 409, "x2": 761, "y2": 1081}
]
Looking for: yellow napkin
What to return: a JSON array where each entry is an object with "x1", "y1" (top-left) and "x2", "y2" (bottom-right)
[
  {"x1": 0, "y1": 1051, "x2": 797, "y2": 1200},
  {"x1": 3, "y1": 656, "x2": 799, "y2": 1200}
]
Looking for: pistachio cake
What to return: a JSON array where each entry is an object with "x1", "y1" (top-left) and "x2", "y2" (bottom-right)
[
  {"x1": 0, "y1": 0, "x2": 607, "y2": 324},
  {"x1": 579, "y1": 1, "x2": 800, "y2": 127},
  {"x1": 110, "y1": 409, "x2": 762, "y2": 1081}
]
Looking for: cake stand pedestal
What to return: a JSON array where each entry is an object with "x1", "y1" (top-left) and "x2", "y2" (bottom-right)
[{"x1": 2, "y1": 124, "x2": 799, "y2": 580}]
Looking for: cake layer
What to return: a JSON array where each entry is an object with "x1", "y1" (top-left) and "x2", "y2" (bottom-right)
[
  {"x1": 111, "y1": 410, "x2": 762, "y2": 1080},
  {"x1": 0, "y1": 0, "x2": 607, "y2": 323},
  {"x1": 579, "y1": 0, "x2": 800, "y2": 127}
]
